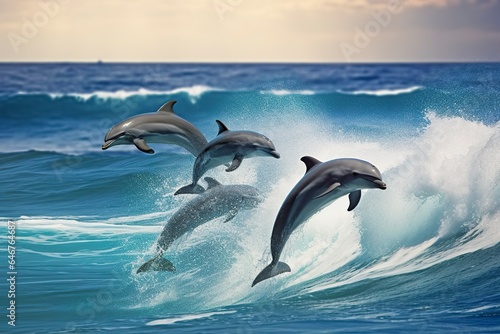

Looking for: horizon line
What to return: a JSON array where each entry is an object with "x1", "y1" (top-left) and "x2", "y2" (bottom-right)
[{"x1": 1, "y1": 60, "x2": 499, "y2": 65}]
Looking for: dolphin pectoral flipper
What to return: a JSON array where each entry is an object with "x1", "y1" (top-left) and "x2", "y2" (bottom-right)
[
  {"x1": 314, "y1": 182, "x2": 341, "y2": 199},
  {"x1": 347, "y1": 190, "x2": 362, "y2": 211},
  {"x1": 223, "y1": 209, "x2": 238, "y2": 223},
  {"x1": 136, "y1": 254, "x2": 176, "y2": 273},
  {"x1": 133, "y1": 138, "x2": 154, "y2": 154},
  {"x1": 252, "y1": 261, "x2": 291, "y2": 287},
  {"x1": 226, "y1": 155, "x2": 243, "y2": 172}
]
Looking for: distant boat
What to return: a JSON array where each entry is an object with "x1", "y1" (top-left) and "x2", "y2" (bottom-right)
[{"x1": 97, "y1": 59, "x2": 103, "y2": 65}]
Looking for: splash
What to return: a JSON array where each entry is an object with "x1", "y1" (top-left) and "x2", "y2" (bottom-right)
[{"x1": 128, "y1": 111, "x2": 499, "y2": 308}]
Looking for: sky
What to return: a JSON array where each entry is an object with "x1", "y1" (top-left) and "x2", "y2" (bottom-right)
[{"x1": 1, "y1": 0, "x2": 499, "y2": 62}]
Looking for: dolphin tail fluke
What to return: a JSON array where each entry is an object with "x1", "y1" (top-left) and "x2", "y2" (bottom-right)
[
  {"x1": 251, "y1": 261, "x2": 291, "y2": 287},
  {"x1": 136, "y1": 255, "x2": 176, "y2": 274},
  {"x1": 174, "y1": 183, "x2": 205, "y2": 195}
]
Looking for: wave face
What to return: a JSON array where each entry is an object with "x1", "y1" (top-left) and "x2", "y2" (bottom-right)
[{"x1": 0, "y1": 63, "x2": 499, "y2": 333}]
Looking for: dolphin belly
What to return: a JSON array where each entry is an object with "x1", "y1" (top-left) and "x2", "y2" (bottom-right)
[{"x1": 143, "y1": 133, "x2": 205, "y2": 156}]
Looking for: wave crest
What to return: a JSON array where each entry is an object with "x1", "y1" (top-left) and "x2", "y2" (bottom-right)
[
  {"x1": 15, "y1": 85, "x2": 224, "y2": 103},
  {"x1": 259, "y1": 89, "x2": 316, "y2": 96},
  {"x1": 341, "y1": 86, "x2": 423, "y2": 96}
]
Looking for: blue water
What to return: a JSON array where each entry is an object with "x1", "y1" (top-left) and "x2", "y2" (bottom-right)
[{"x1": 1, "y1": 63, "x2": 499, "y2": 333}]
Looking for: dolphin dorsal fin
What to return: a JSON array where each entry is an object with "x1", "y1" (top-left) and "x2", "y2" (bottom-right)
[
  {"x1": 204, "y1": 177, "x2": 222, "y2": 189},
  {"x1": 301, "y1": 156, "x2": 322, "y2": 174},
  {"x1": 157, "y1": 100, "x2": 177, "y2": 113},
  {"x1": 216, "y1": 120, "x2": 229, "y2": 135}
]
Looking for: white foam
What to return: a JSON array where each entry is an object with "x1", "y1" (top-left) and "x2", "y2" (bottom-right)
[
  {"x1": 102, "y1": 211, "x2": 175, "y2": 225},
  {"x1": 260, "y1": 89, "x2": 316, "y2": 96},
  {"x1": 167, "y1": 85, "x2": 224, "y2": 103},
  {"x1": 187, "y1": 109, "x2": 402, "y2": 307},
  {"x1": 464, "y1": 305, "x2": 500, "y2": 313},
  {"x1": 146, "y1": 310, "x2": 236, "y2": 326},
  {"x1": 1, "y1": 214, "x2": 163, "y2": 236},
  {"x1": 343, "y1": 86, "x2": 422, "y2": 96},
  {"x1": 193, "y1": 111, "x2": 499, "y2": 305},
  {"x1": 299, "y1": 113, "x2": 500, "y2": 294},
  {"x1": 44, "y1": 85, "x2": 224, "y2": 103}
]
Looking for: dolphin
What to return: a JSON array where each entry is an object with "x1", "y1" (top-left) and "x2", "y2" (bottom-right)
[
  {"x1": 252, "y1": 156, "x2": 387, "y2": 287},
  {"x1": 175, "y1": 120, "x2": 280, "y2": 195},
  {"x1": 102, "y1": 100, "x2": 208, "y2": 156},
  {"x1": 137, "y1": 177, "x2": 263, "y2": 273}
]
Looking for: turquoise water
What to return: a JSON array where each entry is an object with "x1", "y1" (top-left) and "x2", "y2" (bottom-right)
[{"x1": 1, "y1": 63, "x2": 499, "y2": 333}]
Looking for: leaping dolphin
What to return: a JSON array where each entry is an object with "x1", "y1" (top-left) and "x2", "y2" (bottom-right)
[
  {"x1": 137, "y1": 177, "x2": 263, "y2": 273},
  {"x1": 175, "y1": 120, "x2": 280, "y2": 195},
  {"x1": 252, "y1": 156, "x2": 387, "y2": 287},
  {"x1": 102, "y1": 100, "x2": 208, "y2": 156}
]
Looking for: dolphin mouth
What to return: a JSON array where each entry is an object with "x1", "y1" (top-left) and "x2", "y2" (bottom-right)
[
  {"x1": 102, "y1": 139, "x2": 117, "y2": 150},
  {"x1": 373, "y1": 179, "x2": 387, "y2": 190},
  {"x1": 102, "y1": 131, "x2": 126, "y2": 150},
  {"x1": 254, "y1": 193, "x2": 265, "y2": 205}
]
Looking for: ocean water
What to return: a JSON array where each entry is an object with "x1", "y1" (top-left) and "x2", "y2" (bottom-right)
[{"x1": 0, "y1": 63, "x2": 499, "y2": 333}]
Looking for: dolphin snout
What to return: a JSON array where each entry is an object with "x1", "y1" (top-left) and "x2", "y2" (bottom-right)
[
  {"x1": 255, "y1": 192, "x2": 266, "y2": 204},
  {"x1": 242, "y1": 191, "x2": 265, "y2": 209},
  {"x1": 269, "y1": 150, "x2": 280, "y2": 159},
  {"x1": 249, "y1": 191, "x2": 265, "y2": 205},
  {"x1": 102, "y1": 140, "x2": 114, "y2": 150},
  {"x1": 373, "y1": 179, "x2": 387, "y2": 190}
]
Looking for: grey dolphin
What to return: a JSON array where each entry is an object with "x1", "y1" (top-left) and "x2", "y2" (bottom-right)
[
  {"x1": 102, "y1": 100, "x2": 207, "y2": 156},
  {"x1": 175, "y1": 120, "x2": 280, "y2": 195},
  {"x1": 137, "y1": 177, "x2": 262, "y2": 273},
  {"x1": 252, "y1": 156, "x2": 387, "y2": 287}
]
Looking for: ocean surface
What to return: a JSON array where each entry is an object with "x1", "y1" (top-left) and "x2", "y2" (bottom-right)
[{"x1": 0, "y1": 63, "x2": 499, "y2": 333}]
